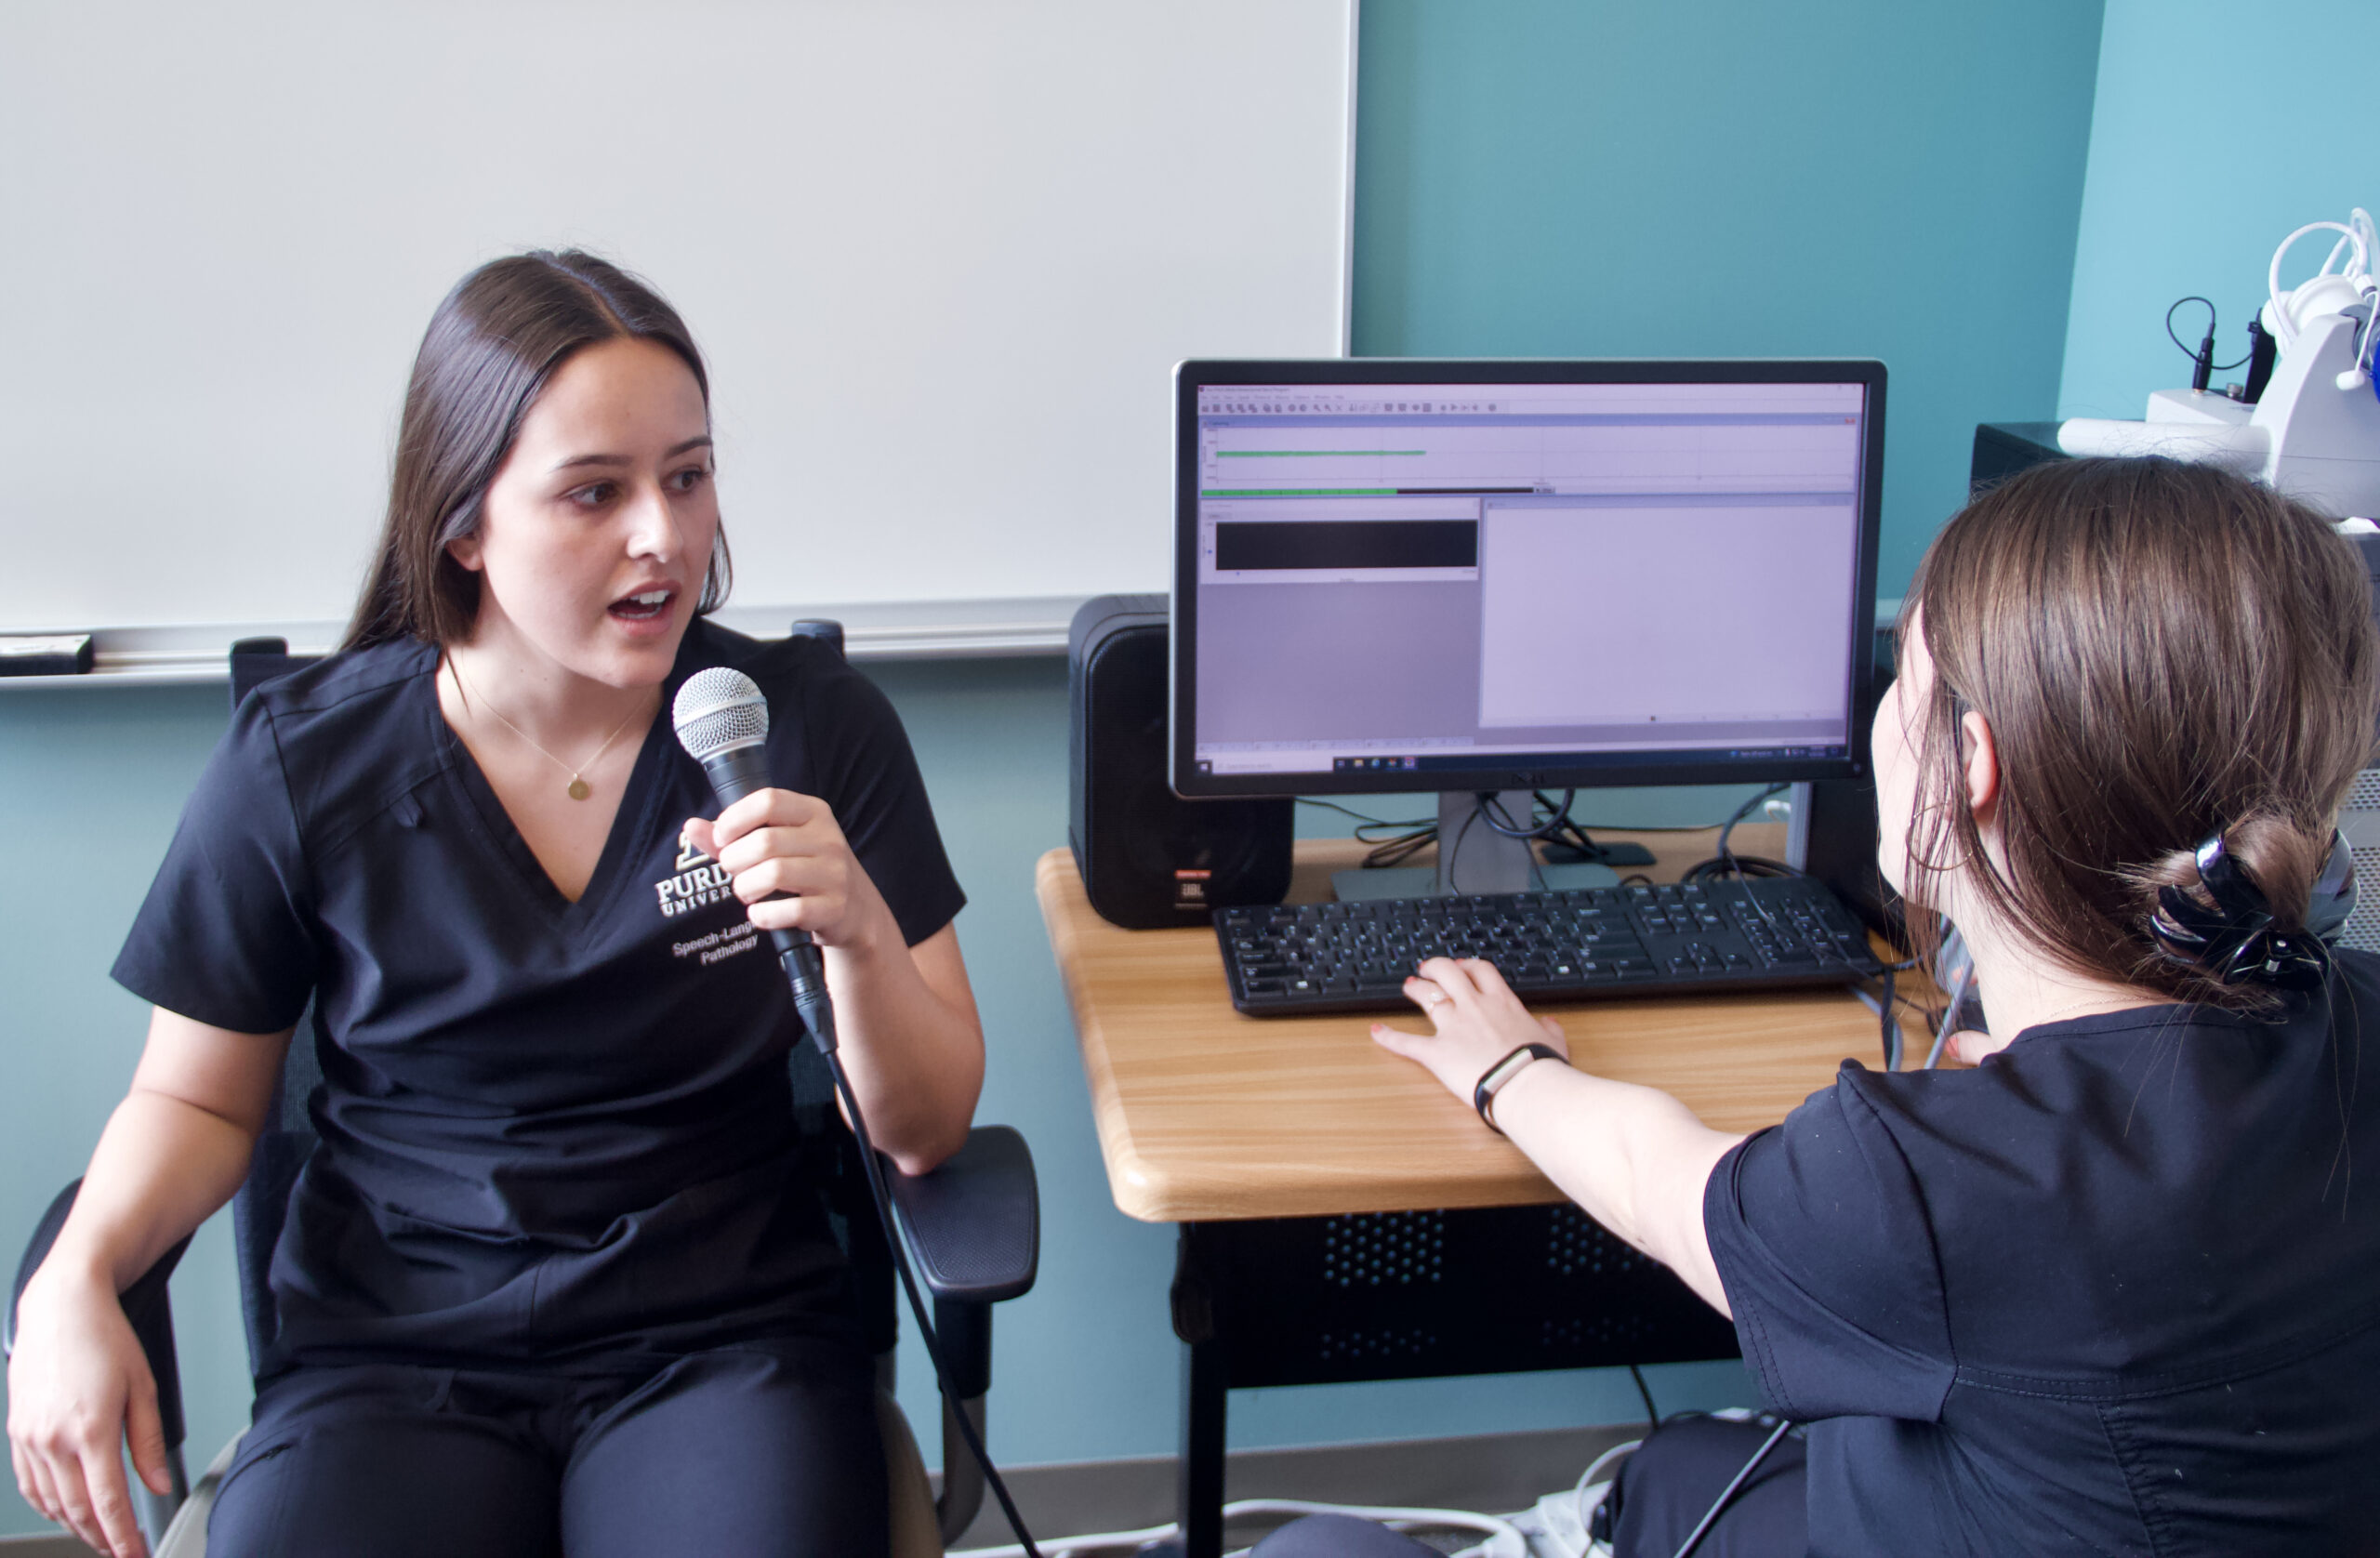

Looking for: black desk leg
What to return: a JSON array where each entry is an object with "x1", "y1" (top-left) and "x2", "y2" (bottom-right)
[{"x1": 1178, "y1": 1334, "x2": 1228, "y2": 1558}]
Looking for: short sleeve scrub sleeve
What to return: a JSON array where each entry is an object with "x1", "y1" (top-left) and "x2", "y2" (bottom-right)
[
  {"x1": 1704, "y1": 1071, "x2": 1964, "y2": 1556},
  {"x1": 112, "y1": 621, "x2": 966, "y2": 1374}
]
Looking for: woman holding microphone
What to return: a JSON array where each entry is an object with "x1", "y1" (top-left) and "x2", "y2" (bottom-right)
[{"x1": 10, "y1": 250, "x2": 978, "y2": 1556}]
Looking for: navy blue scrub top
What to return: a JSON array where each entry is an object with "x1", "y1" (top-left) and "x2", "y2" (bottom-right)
[
  {"x1": 1706, "y1": 951, "x2": 2380, "y2": 1556},
  {"x1": 112, "y1": 621, "x2": 966, "y2": 1374}
]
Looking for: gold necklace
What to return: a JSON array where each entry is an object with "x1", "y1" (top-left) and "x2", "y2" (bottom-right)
[{"x1": 447, "y1": 655, "x2": 650, "y2": 801}]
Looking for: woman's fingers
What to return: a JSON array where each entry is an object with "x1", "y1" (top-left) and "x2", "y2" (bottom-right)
[
  {"x1": 44, "y1": 1449, "x2": 109, "y2": 1555},
  {"x1": 1461, "y1": 957, "x2": 1532, "y2": 1008},
  {"x1": 14, "y1": 1438, "x2": 55, "y2": 1522},
  {"x1": 1412, "y1": 956, "x2": 1484, "y2": 1004},
  {"x1": 722, "y1": 830, "x2": 854, "y2": 892},
  {"x1": 1369, "y1": 1014, "x2": 1477, "y2": 1099},
  {"x1": 124, "y1": 1367, "x2": 169, "y2": 1499},
  {"x1": 80, "y1": 1441, "x2": 147, "y2": 1558},
  {"x1": 707, "y1": 787, "x2": 828, "y2": 852},
  {"x1": 728, "y1": 848, "x2": 843, "y2": 904},
  {"x1": 1400, "y1": 973, "x2": 1454, "y2": 1024},
  {"x1": 1945, "y1": 1028, "x2": 2004, "y2": 1065}
]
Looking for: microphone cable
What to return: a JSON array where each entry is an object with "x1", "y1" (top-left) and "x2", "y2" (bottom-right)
[
  {"x1": 814, "y1": 1017, "x2": 1045, "y2": 1558},
  {"x1": 1670, "y1": 1416, "x2": 1796, "y2": 1558}
]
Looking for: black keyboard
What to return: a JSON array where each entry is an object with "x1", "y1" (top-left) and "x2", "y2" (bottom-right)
[{"x1": 1215, "y1": 878, "x2": 1883, "y2": 1017}]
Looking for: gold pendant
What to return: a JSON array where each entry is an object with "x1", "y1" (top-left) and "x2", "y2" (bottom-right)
[{"x1": 567, "y1": 777, "x2": 591, "y2": 800}]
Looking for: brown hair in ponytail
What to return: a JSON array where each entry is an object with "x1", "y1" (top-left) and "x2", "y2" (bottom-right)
[{"x1": 1900, "y1": 456, "x2": 2378, "y2": 1012}]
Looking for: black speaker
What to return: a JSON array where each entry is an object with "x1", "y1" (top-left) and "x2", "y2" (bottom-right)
[
  {"x1": 1805, "y1": 625, "x2": 1903, "y2": 941},
  {"x1": 1069, "y1": 595, "x2": 1292, "y2": 929}
]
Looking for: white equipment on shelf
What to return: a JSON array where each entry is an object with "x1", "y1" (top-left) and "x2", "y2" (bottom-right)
[{"x1": 2059, "y1": 210, "x2": 2380, "y2": 519}]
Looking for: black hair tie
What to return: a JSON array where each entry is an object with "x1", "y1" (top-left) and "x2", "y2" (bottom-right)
[{"x1": 2149, "y1": 831, "x2": 2356, "y2": 991}]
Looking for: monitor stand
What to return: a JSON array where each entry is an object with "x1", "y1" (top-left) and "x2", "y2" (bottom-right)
[{"x1": 1330, "y1": 790, "x2": 1622, "y2": 903}]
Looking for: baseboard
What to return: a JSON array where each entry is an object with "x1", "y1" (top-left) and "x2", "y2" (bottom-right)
[{"x1": 945, "y1": 1420, "x2": 1644, "y2": 1551}]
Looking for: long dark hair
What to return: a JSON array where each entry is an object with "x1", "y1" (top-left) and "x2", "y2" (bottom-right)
[
  {"x1": 344, "y1": 250, "x2": 733, "y2": 649},
  {"x1": 1900, "y1": 456, "x2": 2378, "y2": 1012}
]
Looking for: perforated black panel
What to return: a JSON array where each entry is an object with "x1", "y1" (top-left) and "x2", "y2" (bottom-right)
[
  {"x1": 1321, "y1": 1210, "x2": 1445, "y2": 1288},
  {"x1": 1183, "y1": 1202, "x2": 1739, "y2": 1390},
  {"x1": 1546, "y1": 1203, "x2": 1651, "y2": 1279},
  {"x1": 1316, "y1": 1327, "x2": 1436, "y2": 1366}
]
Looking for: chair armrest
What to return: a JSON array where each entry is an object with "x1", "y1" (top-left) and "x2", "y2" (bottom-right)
[
  {"x1": 884, "y1": 1125, "x2": 1038, "y2": 1306},
  {"x1": 8, "y1": 1179, "x2": 193, "y2": 1459},
  {"x1": 885, "y1": 1125, "x2": 1038, "y2": 1549},
  {"x1": 10, "y1": 1178, "x2": 90, "y2": 1358}
]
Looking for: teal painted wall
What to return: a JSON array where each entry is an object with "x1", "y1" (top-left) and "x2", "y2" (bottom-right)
[
  {"x1": 4, "y1": 2, "x2": 2119, "y2": 1536},
  {"x1": 1353, "y1": 0, "x2": 2106, "y2": 597},
  {"x1": 2059, "y1": 0, "x2": 2376, "y2": 420}
]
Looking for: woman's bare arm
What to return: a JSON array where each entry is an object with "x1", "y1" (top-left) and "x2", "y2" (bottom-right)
[
  {"x1": 8, "y1": 1009, "x2": 288, "y2": 1558},
  {"x1": 1371, "y1": 957, "x2": 1742, "y2": 1316},
  {"x1": 815, "y1": 922, "x2": 985, "y2": 1176},
  {"x1": 689, "y1": 792, "x2": 985, "y2": 1175},
  {"x1": 54, "y1": 1010, "x2": 289, "y2": 1287},
  {"x1": 1474, "y1": 1055, "x2": 1742, "y2": 1314}
]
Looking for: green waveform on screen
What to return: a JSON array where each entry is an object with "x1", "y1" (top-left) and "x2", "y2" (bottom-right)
[{"x1": 1199, "y1": 488, "x2": 1398, "y2": 497}]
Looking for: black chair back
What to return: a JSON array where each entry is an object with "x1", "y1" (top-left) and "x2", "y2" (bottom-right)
[{"x1": 225, "y1": 639, "x2": 323, "y2": 1374}]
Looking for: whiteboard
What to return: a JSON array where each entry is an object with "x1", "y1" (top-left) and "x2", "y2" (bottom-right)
[{"x1": 0, "y1": 0, "x2": 1351, "y2": 665}]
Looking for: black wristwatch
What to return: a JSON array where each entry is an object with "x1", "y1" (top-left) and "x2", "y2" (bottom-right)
[{"x1": 1473, "y1": 1042, "x2": 1565, "y2": 1134}]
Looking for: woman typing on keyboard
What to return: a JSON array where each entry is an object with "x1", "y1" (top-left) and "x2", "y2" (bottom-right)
[{"x1": 1260, "y1": 456, "x2": 2380, "y2": 1557}]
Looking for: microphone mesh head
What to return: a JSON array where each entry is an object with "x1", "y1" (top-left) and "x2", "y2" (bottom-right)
[{"x1": 672, "y1": 667, "x2": 769, "y2": 760}]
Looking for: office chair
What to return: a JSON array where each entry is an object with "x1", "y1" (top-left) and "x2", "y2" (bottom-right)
[{"x1": 7, "y1": 625, "x2": 1039, "y2": 1557}]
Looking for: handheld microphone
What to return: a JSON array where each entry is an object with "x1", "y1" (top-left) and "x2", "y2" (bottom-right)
[{"x1": 671, "y1": 667, "x2": 837, "y2": 1054}]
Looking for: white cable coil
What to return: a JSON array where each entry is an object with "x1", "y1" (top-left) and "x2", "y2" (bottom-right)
[
  {"x1": 2262, "y1": 208, "x2": 2378, "y2": 379},
  {"x1": 951, "y1": 1498, "x2": 1532, "y2": 1558}
]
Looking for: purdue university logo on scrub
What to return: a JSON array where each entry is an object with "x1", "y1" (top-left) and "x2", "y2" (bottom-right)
[{"x1": 654, "y1": 836, "x2": 735, "y2": 919}]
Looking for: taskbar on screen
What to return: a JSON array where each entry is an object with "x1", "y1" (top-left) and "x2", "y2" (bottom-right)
[
  {"x1": 1185, "y1": 744, "x2": 1849, "y2": 778},
  {"x1": 1328, "y1": 746, "x2": 1847, "y2": 775}
]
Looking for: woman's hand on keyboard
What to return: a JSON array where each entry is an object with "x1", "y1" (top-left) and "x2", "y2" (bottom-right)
[{"x1": 1370, "y1": 956, "x2": 1568, "y2": 1103}]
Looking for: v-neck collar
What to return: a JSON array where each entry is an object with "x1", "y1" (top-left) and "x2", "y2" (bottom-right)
[{"x1": 421, "y1": 649, "x2": 675, "y2": 929}]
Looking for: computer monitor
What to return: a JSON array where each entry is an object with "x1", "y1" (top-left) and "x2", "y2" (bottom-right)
[{"x1": 1170, "y1": 359, "x2": 1885, "y2": 897}]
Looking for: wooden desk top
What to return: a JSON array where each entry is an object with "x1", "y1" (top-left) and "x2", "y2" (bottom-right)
[{"x1": 1037, "y1": 828, "x2": 1895, "y2": 1223}]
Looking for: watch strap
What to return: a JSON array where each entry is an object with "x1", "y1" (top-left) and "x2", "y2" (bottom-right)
[{"x1": 1473, "y1": 1042, "x2": 1565, "y2": 1134}]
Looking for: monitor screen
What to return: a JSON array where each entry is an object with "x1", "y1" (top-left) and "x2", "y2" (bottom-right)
[{"x1": 1170, "y1": 360, "x2": 1884, "y2": 799}]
